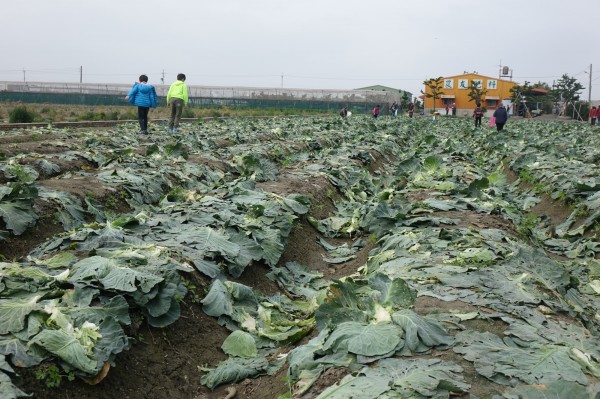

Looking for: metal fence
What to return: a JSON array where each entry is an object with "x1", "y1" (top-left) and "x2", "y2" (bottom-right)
[
  {"x1": 0, "y1": 81, "x2": 397, "y2": 108},
  {"x1": 0, "y1": 81, "x2": 398, "y2": 115}
]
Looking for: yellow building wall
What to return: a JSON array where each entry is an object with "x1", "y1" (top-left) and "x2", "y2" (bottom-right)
[{"x1": 423, "y1": 73, "x2": 516, "y2": 111}]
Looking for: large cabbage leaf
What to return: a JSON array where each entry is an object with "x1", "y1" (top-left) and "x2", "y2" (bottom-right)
[
  {"x1": 68, "y1": 256, "x2": 163, "y2": 293},
  {"x1": 0, "y1": 294, "x2": 41, "y2": 335},
  {"x1": 30, "y1": 329, "x2": 99, "y2": 375},
  {"x1": 392, "y1": 310, "x2": 454, "y2": 354},
  {"x1": 221, "y1": 330, "x2": 257, "y2": 358},
  {"x1": 454, "y1": 331, "x2": 588, "y2": 386},
  {"x1": 321, "y1": 321, "x2": 403, "y2": 357},
  {"x1": 316, "y1": 358, "x2": 469, "y2": 399},
  {"x1": 0, "y1": 355, "x2": 30, "y2": 399}
]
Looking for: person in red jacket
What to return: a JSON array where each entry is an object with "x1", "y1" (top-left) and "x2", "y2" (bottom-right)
[
  {"x1": 590, "y1": 106, "x2": 597, "y2": 126},
  {"x1": 473, "y1": 103, "x2": 484, "y2": 127},
  {"x1": 372, "y1": 105, "x2": 380, "y2": 118}
]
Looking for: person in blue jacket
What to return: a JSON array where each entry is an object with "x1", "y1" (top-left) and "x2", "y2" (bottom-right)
[{"x1": 125, "y1": 74, "x2": 158, "y2": 134}]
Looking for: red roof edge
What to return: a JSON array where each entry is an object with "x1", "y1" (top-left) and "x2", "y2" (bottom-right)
[{"x1": 531, "y1": 88, "x2": 548, "y2": 94}]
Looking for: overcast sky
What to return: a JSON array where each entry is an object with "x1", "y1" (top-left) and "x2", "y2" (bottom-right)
[{"x1": 2, "y1": 0, "x2": 598, "y2": 98}]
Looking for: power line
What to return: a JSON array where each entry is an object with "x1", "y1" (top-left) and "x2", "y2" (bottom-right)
[
  {"x1": 513, "y1": 75, "x2": 564, "y2": 79},
  {"x1": 285, "y1": 75, "x2": 423, "y2": 81}
]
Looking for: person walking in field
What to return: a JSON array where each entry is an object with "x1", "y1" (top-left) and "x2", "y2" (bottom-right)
[
  {"x1": 390, "y1": 101, "x2": 399, "y2": 117},
  {"x1": 125, "y1": 74, "x2": 158, "y2": 135},
  {"x1": 473, "y1": 103, "x2": 483, "y2": 128},
  {"x1": 408, "y1": 101, "x2": 415, "y2": 118},
  {"x1": 590, "y1": 106, "x2": 597, "y2": 126},
  {"x1": 167, "y1": 73, "x2": 189, "y2": 133},
  {"x1": 372, "y1": 105, "x2": 380, "y2": 118},
  {"x1": 492, "y1": 103, "x2": 508, "y2": 132}
]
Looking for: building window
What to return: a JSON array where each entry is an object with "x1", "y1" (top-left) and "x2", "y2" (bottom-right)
[
  {"x1": 444, "y1": 79, "x2": 454, "y2": 89},
  {"x1": 486, "y1": 99, "x2": 498, "y2": 108},
  {"x1": 443, "y1": 98, "x2": 453, "y2": 106}
]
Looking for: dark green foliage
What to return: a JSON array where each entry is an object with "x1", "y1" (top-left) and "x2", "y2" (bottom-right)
[
  {"x1": 9, "y1": 105, "x2": 35, "y2": 123},
  {"x1": 181, "y1": 107, "x2": 196, "y2": 118},
  {"x1": 77, "y1": 110, "x2": 119, "y2": 121},
  {"x1": 566, "y1": 101, "x2": 589, "y2": 120}
]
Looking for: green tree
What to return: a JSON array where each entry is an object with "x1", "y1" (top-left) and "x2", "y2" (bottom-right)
[
  {"x1": 509, "y1": 84, "x2": 523, "y2": 110},
  {"x1": 422, "y1": 77, "x2": 444, "y2": 112},
  {"x1": 400, "y1": 91, "x2": 410, "y2": 110},
  {"x1": 532, "y1": 81, "x2": 551, "y2": 90},
  {"x1": 551, "y1": 74, "x2": 584, "y2": 119},
  {"x1": 467, "y1": 81, "x2": 488, "y2": 104},
  {"x1": 510, "y1": 82, "x2": 534, "y2": 116}
]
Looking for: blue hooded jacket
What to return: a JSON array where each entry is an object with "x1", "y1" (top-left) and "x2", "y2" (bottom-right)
[{"x1": 127, "y1": 83, "x2": 158, "y2": 108}]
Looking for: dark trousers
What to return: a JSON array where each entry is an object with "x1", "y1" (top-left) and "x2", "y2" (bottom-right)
[
  {"x1": 496, "y1": 122, "x2": 505, "y2": 131},
  {"x1": 169, "y1": 98, "x2": 184, "y2": 129},
  {"x1": 137, "y1": 106, "x2": 150, "y2": 132},
  {"x1": 474, "y1": 116, "x2": 482, "y2": 127}
]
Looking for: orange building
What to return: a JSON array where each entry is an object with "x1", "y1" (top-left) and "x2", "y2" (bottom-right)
[{"x1": 423, "y1": 73, "x2": 517, "y2": 116}]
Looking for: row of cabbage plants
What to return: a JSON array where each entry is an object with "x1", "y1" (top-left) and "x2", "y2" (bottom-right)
[{"x1": 1, "y1": 115, "x2": 599, "y2": 398}]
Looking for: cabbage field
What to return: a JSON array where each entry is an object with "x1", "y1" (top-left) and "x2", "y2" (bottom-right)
[{"x1": 0, "y1": 115, "x2": 599, "y2": 399}]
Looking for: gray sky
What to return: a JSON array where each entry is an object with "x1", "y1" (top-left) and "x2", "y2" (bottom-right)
[{"x1": 2, "y1": 0, "x2": 598, "y2": 98}]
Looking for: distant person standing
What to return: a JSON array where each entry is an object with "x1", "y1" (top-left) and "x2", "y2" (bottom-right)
[
  {"x1": 492, "y1": 104, "x2": 508, "y2": 132},
  {"x1": 390, "y1": 101, "x2": 399, "y2": 117},
  {"x1": 473, "y1": 103, "x2": 483, "y2": 128},
  {"x1": 166, "y1": 73, "x2": 189, "y2": 133},
  {"x1": 372, "y1": 104, "x2": 380, "y2": 118},
  {"x1": 408, "y1": 101, "x2": 415, "y2": 118},
  {"x1": 340, "y1": 107, "x2": 348, "y2": 118},
  {"x1": 125, "y1": 74, "x2": 158, "y2": 135},
  {"x1": 590, "y1": 106, "x2": 597, "y2": 126},
  {"x1": 451, "y1": 102, "x2": 457, "y2": 116},
  {"x1": 445, "y1": 104, "x2": 450, "y2": 116}
]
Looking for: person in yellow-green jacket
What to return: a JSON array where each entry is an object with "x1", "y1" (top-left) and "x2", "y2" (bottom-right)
[{"x1": 166, "y1": 73, "x2": 189, "y2": 132}]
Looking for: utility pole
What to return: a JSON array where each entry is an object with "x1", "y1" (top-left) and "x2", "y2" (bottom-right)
[
  {"x1": 80, "y1": 66, "x2": 83, "y2": 83},
  {"x1": 588, "y1": 64, "x2": 592, "y2": 105},
  {"x1": 22, "y1": 67, "x2": 26, "y2": 83},
  {"x1": 281, "y1": 73, "x2": 284, "y2": 88},
  {"x1": 161, "y1": 69, "x2": 165, "y2": 85}
]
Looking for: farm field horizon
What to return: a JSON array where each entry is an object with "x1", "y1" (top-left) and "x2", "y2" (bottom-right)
[{"x1": 1, "y1": 112, "x2": 599, "y2": 399}]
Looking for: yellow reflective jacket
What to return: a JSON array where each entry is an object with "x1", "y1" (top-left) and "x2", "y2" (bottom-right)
[{"x1": 167, "y1": 80, "x2": 189, "y2": 104}]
